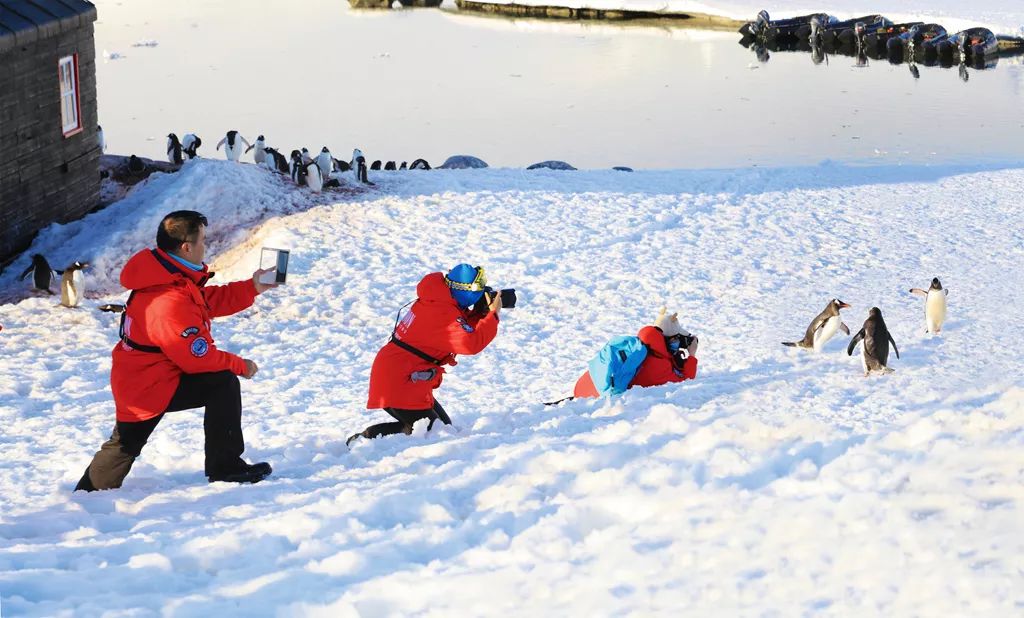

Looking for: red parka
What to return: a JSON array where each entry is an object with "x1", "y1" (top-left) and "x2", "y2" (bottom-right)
[
  {"x1": 573, "y1": 325, "x2": 698, "y2": 398},
  {"x1": 367, "y1": 272, "x2": 499, "y2": 410},
  {"x1": 111, "y1": 248, "x2": 258, "y2": 422}
]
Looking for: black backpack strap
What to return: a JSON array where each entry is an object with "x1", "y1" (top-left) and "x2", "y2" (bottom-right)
[
  {"x1": 389, "y1": 335, "x2": 445, "y2": 366},
  {"x1": 118, "y1": 290, "x2": 161, "y2": 353}
]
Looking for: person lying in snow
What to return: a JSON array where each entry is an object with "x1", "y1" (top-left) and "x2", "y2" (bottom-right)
[
  {"x1": 347, "y1": 263, "x2": 502, "y2": 445},
  {"x1": 572, "y1": 308, "x2": 699, "y2": 398}
]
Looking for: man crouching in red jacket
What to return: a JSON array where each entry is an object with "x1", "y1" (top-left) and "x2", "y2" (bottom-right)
[
  {"x1": 75, "y1": 210, "x2": 277, "y2": 491},
  {"x1": 348, "y1": 263, "x2": 502, "y2": 445},
  {"x1": 573, "y1": 308, "x2": 699, "y2": 398}
]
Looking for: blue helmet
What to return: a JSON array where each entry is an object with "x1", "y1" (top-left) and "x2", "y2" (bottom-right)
[{"x1": 445, "y1": 263, "x2": 486, "y2": 307}]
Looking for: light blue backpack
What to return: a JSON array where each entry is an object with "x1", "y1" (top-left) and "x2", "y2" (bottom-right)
[{"x1": 587, "y1": 336, "x2": 648, "y2": 396}]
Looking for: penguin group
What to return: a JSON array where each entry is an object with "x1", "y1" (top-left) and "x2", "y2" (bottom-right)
[
  {"x1": 19, "y1": 255, "x2": 90, "y2": 308},
  {"x1": 166, "y1": 132, "x2": 202, "y2": 164},
  {"x1": 782, "y1": 277, "x2": 949, "y2": 376}
]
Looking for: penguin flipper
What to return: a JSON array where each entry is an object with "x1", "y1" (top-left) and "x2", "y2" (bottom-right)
[
  {"x1": 245, "y1": 145, "x2": 255, "y2": 153},
  {"x1": 781, "y1": 341, "x2": 798, "y2": 347},
  {"x1": 888, "y1": 334, "x2": 900, "y2": 359},
  {"x1": 909, "y1": 288, "x2": 928, "y2": 297},
  {"x1": 840, "y1": 322, "x2": 850, "y2": 335},
  {"x1": 847, "y1": 329, "x2": 865, "y2": 356},
  {"x1": 19, "y1": 265, "x2": 32, "y2": 280},
  {"x1": 944, "y1": 288, "x2": 949, "y2": 296}
]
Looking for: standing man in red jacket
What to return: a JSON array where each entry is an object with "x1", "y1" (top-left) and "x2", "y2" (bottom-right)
[
  {"x1": 348, "y1": 263, "x2": 502, "y2": 445},
  {"x1": 75, "y1": 211, "x2": 278, "y2": 491},
  {"x1": 573, "y1": 308, "x2": 699, "y2": 398}
]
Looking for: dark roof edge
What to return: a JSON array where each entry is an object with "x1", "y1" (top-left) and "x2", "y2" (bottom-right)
[{"x1": 0, "y1": 1, "x2": 97, "y2": 54}]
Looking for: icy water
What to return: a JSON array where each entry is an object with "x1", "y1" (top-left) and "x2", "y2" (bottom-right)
[{"x1": 93, "y1": 0, "x2": 1024, "y2": 169}]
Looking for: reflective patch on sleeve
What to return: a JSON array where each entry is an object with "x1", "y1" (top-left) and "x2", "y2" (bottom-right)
[
  {"x1": 190, "y1": 337, "x2": 209, "y2": 357},
  {"x1": 456, "y1": 316, "x2": 474, "y2": 333},
  {"x1": 181, "y1": 326, "x2": 200, "y2": 338}
]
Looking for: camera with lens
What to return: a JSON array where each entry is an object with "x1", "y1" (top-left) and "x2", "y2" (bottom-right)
[
  {"x1": 473, "y1": 286, "x2": 517, "y2": 313},
  {"x1": 679, "y1": 334, "x2": 696, "y2": 350}
]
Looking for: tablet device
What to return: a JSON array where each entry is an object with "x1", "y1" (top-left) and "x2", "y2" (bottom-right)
[{"x1": 259, "y1": 248, "x2": 289, "y2": 284}]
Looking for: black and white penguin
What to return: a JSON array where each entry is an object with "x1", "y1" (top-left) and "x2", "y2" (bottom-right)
[
  {"x1": 332, "y1": 157, "x2": 351, "y2": 173},
  {"x1": 166, "y1": 133, "x2": 184, "y2": 164},
  {"x1": 399, "y1": 161, "x2": 408, "y2": 170},
  {"x1": 384, "y1": 161, "x2": 397, "y2": 171},
  {"x1": 782, "y1": 298, "x2": 851, "y2": 352},
  {"x1": 316, "y1": 147, "x2": 333, "y2": 181},
  {"x1": 60, "y1": 261, "x2": 88, "y2": 308},
  {"x1": 290, "y1": 150, "x2": 307, "y2": 186},
  {"x1": 352, "y1": 148, "x2": 369, "y2": 184},
  {"x1": 182, "y1": 133, "x2": 202, "y2": 159},
  {"x1": 265, "y1": 147, "x2": 289, "y2": 174},
  {"x1": 301, "y1": 148, "x2": 313, "y2": 165},
  {"x1": 909, "y1": 277, "x2": 948, "y2": 334},
  {"x1": 19, "y1": 254, "x2": 57, "y2": 294},
  {"x1": 97, "y1": 125, "x2": 106, "y2": 153},
  {"x1": 304, "y1": 160, "x2": 323, "y2": 193},
  {"x1": 247, "y1": 135, "x2": 267, "y2": 165},
  {"x1": 370, "y1": 160, "x2": 382, "y2": 171},
  {"x1": 216, "y1": 130, "x2": 251, "y2": 162},
  {"x1": 410, "y1": 158, "x2": 431, "y2": 170},
  {"x1": 127, "y1": 154, "x2": 146, "y2": 174},
  {"x1": 847, "y1": 307, "x2": 900, "y2": 375}
]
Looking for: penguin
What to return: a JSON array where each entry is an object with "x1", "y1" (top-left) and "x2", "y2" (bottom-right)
[
  {"x1": 332, "y1": 157, "x2": 351, "y2": 173},
  {"x1": 127, "y1": 154, "x2": 146, "y2": 175},
  {"x1": 304, "y1": 160, "x2": 323, "y2": 193},
  {"x1": 60, "y1": 261, "x2": 88, "y2": 308},
  {"x1": 909, "y1": 277, "x2": 948, "y2": 334},
  {"x1": 264, "y1": 147, "x2": 289, "y2": 174},
  {"x1": 97, "y1": 303, "x2": 125, "y2": 313},
  {"x1": 182, "y1": 133, "x2": 202, "y2": 159},
  {"x1": 351, "y1": 148, "x2": 369, "y2": 184},
  {"x1": 316, "y1": 147, "x2": 333, "y2": 181},
  {"x1": 782, "y1": 298, "x2": 851, "y2": 352},
  {"x1": 290, "y1": 150, "x2": 307, "y2": 186},
  {"x1": 97, "y1": 125, "x2": 106, "y2": 153},
  {"x1": 399, "y1": 161, "x2": 408, "y2": 170},
  {"x1": 247, "y1": 135, "x2": 267, "y2": 165},
  {"x1": 384, "y1": 161, "x2": 396, "y2": 171},
  {"x1": 301, "y1": 148, "x2": 312, "y2": 165},
  {"x1": 370, "y1": 160, "x2": 382, "y2": 171},
  {"x1": 166, "y1": 133, "x2": 184, "y2": 164},
  {"x1": 19, "y1": 254, "x2": 57, "y2": 294},
  {"x1": 410, "y1": 158, "x2": 431, "y2": 170},
  {"x1": 216, "y1": 130, "x2": 251, "y2": 162},
  {"x1": 847, "y1": 307, "x2": 900, "y2": 375}
]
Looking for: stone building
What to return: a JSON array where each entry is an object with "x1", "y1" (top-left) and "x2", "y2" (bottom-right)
[{"x1": 0, "y1": 0, "x2": 99, "y2": 263}]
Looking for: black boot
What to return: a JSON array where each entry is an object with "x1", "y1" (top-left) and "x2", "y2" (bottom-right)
[
  {"x1": 208, "y1": 461, "x2": 272, "y2": 484},
  {"x1": 74, "y1": 466, "x2": 97, "y2": 492}
]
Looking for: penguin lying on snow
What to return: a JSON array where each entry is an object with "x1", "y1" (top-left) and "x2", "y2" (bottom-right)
[
  {"x1": 848, "y1": 307, "x2": 900, "y2": 375},
  {"x1": 333, "y1": 157, "x2": 351, "y2": 173},
  {"x1": 410, "y1": 158, "x2": 431, "y2": 170},
  {"x1": 782, "y1": 298, "x2": 850, "y2": 352},
  {"x1": 60, "y1": 261, "x2": 88, "y2": 308},
  {"x1": 216, "y1": 130, "x2": 251, "y2": 162},
  {"x1": 909, "y1": 277, "x2": 948, "y2": 334},
  {"x1": 264, "y1": 147, "x2": 290, "y2": 174},
  {"x1": 19, "y1": 254, "x2": 58, "y2": 294}
]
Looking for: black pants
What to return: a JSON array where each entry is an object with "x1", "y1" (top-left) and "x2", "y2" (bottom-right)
[
  {"x1": 359, "y1": 401, "x2": 450, "y2": 440},
  {"x1": 76, "y1": 371, "x2": 247, "y2": 491}
]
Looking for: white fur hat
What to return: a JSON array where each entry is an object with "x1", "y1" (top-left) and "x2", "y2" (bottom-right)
[{"x1": 654, "y1": 307, "x2": 690, "y2": 338}]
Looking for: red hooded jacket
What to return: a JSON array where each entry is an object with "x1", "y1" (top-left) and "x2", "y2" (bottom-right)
[
  {"x1": 111, "y1": 248, "x2": 258, "y2": 422},
  {"x1": 367, "y1": 272, "x2": 499, "y2": 410},
  {"x1": 573, "y1": 325, "x2": 698, "y2": 398}
]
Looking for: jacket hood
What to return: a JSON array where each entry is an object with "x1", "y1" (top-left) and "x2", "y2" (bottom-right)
[
  {"x1": 120, "y1": 248, "x2": 209, "y2": 291},
  {"x1": 417, "y1": 272, "x2": 459, "y2": 306},
  {"x1": 638, "y1": 325, "x2": 671, "y2": 359}
]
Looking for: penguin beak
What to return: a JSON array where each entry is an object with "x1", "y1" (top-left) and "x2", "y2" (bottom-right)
[{"x1": 838, "y1": 301, "x2": 851, "y2": 309}]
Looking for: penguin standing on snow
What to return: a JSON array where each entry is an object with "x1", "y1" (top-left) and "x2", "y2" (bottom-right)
[
  {"x1": 384, "y1": 161, "x2": 397, "y2": 171},
  {"x1": 60, "y1": 261, "x2": 88, "y2": 308},
  {"x1": 782, "y1": 298, "x2": 851, "y2": 352},
  {"x1": 19, "y1": 254, "x2": 58, "y2": 294},
  {"x1": 909, "y1": 277, "x2": 948, "y2": 334},
  {"x1": 848, "y1": 307, "x2": 900, "y2": 375},
  {"x1": 247, "y1": 135, "x2": 267, "y2": 165},
  {"x1": 166, "y1": 133, "x2": 184, "y2": 164},
  {"x1": 290, "y1": 150, "x2": 307, "y2": 186},
  {"x1": 370, "y1": 160, "x2": 382, "y2": 171},
  {"x1": 351, "y1": 149, "x2": 369, "y2": 184},
  {"x1": 182, "y1": 133, "x2": 202, "y2": 159},
  {"x1": 316, "y1": 147, "x2": 333, "y2": 181},
  {"x1": 304, "y1": 160, "x2": 323, "y2": 193},
  {"x1": 301, "y1": 148, "x2": 313, "y2": 165},
  {"x1": 216, "y1": 130, "x2": 251, "y2": 162}
]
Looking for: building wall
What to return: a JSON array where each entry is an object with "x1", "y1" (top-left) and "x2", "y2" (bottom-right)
[{"x1": 0, "y1": 22, "x2": 100, "y2": 264}]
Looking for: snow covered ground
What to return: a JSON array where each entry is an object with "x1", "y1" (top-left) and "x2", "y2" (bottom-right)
[
  {"x1": 2, "y1": 159, "x2": 1024, "y2": 616},
  {"x1": 467, "y1": 0, "x2": 1024, "y2": 37}
]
